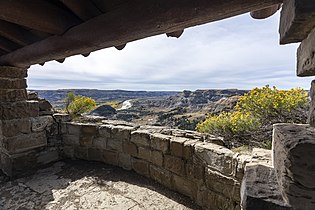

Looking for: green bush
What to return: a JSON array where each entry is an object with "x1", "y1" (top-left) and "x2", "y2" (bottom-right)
[
  {"x1": 65, "y1": 92, "x2": 96, "y2": 117},
  {"x1": 196, "y1": 85, "x2": 308, "y2": 148}
]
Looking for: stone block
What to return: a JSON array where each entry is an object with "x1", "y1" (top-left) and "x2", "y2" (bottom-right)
[
  {"x1": 38, "y1": 99, "x2": 52, "y2": 111},
  {"x1": 309, "y1": 80, "x2": 315, "y2": 126},
  {"x1": 63, "y1": 146, "x2": 74, "y2": 158},
  {"x1": 138, "y1": 146, "x2": 151, "y2": 161},
  {"x1": 0, "y1": 66, "x2": 27, "y2": 78},
  {"x1": 53, "y1": 113, "x2": 71, "y2": 123},
  {"x1": 233, "y1": 153, "x2": 251, "y2": 181},
  {"x1": 131, "y1": 157, "x2": 149, "y2": 177},
  {"x1": 273, "y1": 123, "x2": 315, "y2": 210},
  {"x1": 251, "y1": 148, "x2": 272, "y2": 166},
  {"x1": 67, "y1": 123, "x2": 81, "y2": 135},
  {"x1": 88, "y1": 148, "x2": 103, "y2": 162},
  {"x1": 186, "y1": 162, "x2": 204, "y2": 180},
  {"x1": 63, "y1": 134, "x2": 79, "y2": 146},
  {"x1": 170, "y1": 137, "x2": 187, "y2": 157},
  {"x1": 37, "y1": 148, "x2": 59, "y2": 165},
  {"x1": 3, "y1": 131, "x2": 47, "y2": 154},
  {"x1": 74, "y1": 146, "x2": 88, "y2": 160},
  {"x1": 0, "y1": 101, "x2": 39, "y2": 120},
  {"x1": 172, "y1": 174, "x2": 197, "y2": 199},
  {"x1": 164, "y1": 155, "x2": 185, "y2": 176},
  {"x1": 149, "y1": 164, "x2": 172, "y2": 189},
  {"x1": 150, "y1": 150, "x2": 163, "y2": 167},
  {"x1": 111, "y1": 125, "x2": 134, "y2": 141},
  {"x1": 150, "y1": 133, "x2": 170, "y2": 153},
  {"x1": 98, "y1": 124, "x2": 112, "y2": 138},
  {"x1": 122, "y1": 141, "x2": 138, "y2": 156},
  {"x1": 1, "y1": 118, "x2": 31, "y2": 137},
  {"x1": 183, "y1": 139, "x2": 199, "y2": 160},
  {"x1": 194, "y1": 142, "x2": 234, "y2": 176},
  {"x1": 205, "y1": 168, "x2": 240, "y2": 202},
  {"x1": 31, "y1": 116, "x2": 54, "y2": 132},
  {"x1": 0, "y1": 78, "x2": 27, "y2": 89},
  {"x1": 204, "y1": 189, "x2": 239, "y2": 210},
  {"x1": 241, "y1": 163, "x2": 292, "y2": 210},
  {"x1": 118, "y1": 153, "x2": 132, "y2": 170},
  {"x1": 131, "y1": 130, "x2": 150, "y2": 147},
  {"x1": 103, "y1": 150, "x2": 118, "y2": 165},
  {"x1": 107, "y1": 137, "x2": 122, "y2": 152},
  {"x1": 0, "y1": 89, "x2": 27, "y2": 102},
  {"x1": 92, "y1": 137, "x2": 107, "y2": 149},
  {"x1": 297, "y1": 28, "x2": 315, "y2": 76},
  {"x1": 80, "y1": 124, "x2": 98, "y2": 146}
]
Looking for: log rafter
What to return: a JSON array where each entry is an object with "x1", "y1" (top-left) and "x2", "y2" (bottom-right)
[
  {"x1": 0, "y1": 0, "x2": 81, "y2": 35},
  {"x1": 0, "y1": 0, "x2": 283, "y2": 67}
]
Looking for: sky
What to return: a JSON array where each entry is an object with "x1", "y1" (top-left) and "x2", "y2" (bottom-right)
[{"x1": 28, "y1": 11, "x2": 313, "y2": 91}]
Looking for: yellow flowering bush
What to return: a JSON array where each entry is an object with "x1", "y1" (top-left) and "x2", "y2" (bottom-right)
[
  {"x1": 196, "y1": 85, "x2": 308, "y2": 148},
  {"x1": 65, "y1": 92, "x2": 96, "y2": 117}
]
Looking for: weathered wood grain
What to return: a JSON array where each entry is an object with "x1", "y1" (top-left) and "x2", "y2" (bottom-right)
[{"x1": 0, "y1": 0, "x2": 283, "y2": 67}]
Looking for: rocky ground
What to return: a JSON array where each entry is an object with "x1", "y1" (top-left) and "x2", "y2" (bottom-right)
[{"x1": 0, "y1": 160, "x2": 201, "y2": 210}]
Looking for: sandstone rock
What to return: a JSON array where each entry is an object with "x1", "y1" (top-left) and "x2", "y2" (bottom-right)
[
  {"x1": 1, "y1": 118, "x2": 31, "y2": 137},
  {"x1": 149, "y1": 164, "x2": 172, "y2": 188},
  {"x1": 138, "y1": 147, "x2": 151, "y2": 161},
  {"x1": 3, "y1": 131, "x2": 47, "y2": 154},
  {"x1": 172, "y1": 174, "x2": 197, "y2": 199},
  {"x1": 170, "y1": 137, "x2": 188, "y2": 157},
  {"x1": 131, "y1": 130, "x2": 150, "y2": 147},
  {"x1": 131, "y1": 158, "x2": 149, "y2": 177},
  {"x1": 251, "y1": 148, "x2": 272, "y2": 166},
  {"x1": 308, "y1": 80, "x2": 315, "y2": 126},
  {"x1": 194, "y1": 142, "x2": 234, "y2": 176},
  {"x1": 103, "y1": 150, "x2": 118, "y2": 165},
  {"x1": 150, "y1": 150, "x2": 163, "y2": 166},
  {"x1": 186, "y1": 162, "x2": 204, "y2": 180},
  {"x1": 88, "y1": 148, "x2": 103, "y2": 162},
  {"x1": 39, "y1": 99, "x2": 52, "y2": 111},
  {"x1": 0, "y1": 78, "x2": 27, "y2": 89},
  {"x1": 0, "y1": 89, "x2": 27, "y2": 102},
  {"x1": 0, "y1": 101, "x2": 39, "y2": 120},
  {"x1": 241, "y1": 163, "x2": 292, "y2": 210},
  {"x1": 0, "y1": 66, "x2": 27, "y2": 79},
  {"x1": 164, "y1": 155, "x2": 185, "y2": 176},
  {"x1": 273, "y1": 123, "x2": 315, "y2": 210},
  {"x1": 31, "y1": 116, "x2": 54, "y2": 132},
  {"x1": 183, "y1": 139, "x2": 199, "y2": 160},
  {"x1": 118, "y1": 153, "x2": 132, "y2": 170},
  {"x1": 27, "y1": 91, "x2": 38, "y2": 100},
  {"x1": 122, "y1": 141, "x2": 138, "y2": 156},
  {"x1": 150, "y1": 133, "x2": 170, "y2": 153}
]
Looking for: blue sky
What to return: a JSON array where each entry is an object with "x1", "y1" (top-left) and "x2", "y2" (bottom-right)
[{"x1": 28, "y1": 12, "x2": 313, "y2": 91}]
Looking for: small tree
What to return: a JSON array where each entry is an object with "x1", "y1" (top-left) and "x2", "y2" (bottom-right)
[
  {"x1": 64, "y1": 92, "x2": 96, "y2": 117},
  {"x1": 196, "y1": 85, "x2": 309, "y2": 148}
]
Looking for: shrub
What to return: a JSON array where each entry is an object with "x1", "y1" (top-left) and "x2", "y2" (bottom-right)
[
  {"x1": 196, "y1": 85, "x2": 309, "y2": 148},
  {"x1": 65, "y1": 92, "x2": 96, "y2": 117}
]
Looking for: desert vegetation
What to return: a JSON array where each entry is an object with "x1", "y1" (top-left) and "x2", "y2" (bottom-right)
[
  {"x1": 196, "y1": 85, "x2": 309, "y2": 148},
  {"x1": 65, "y1": 92, "x2": 96, "y2": 118}
]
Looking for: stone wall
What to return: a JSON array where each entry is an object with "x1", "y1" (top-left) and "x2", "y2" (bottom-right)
[
  {"x1": 61, "y1": 120, "x2": 250, "y2": 210},
  {"x1": 0, "y1": 66, "x2": 62, "y2": 176}
]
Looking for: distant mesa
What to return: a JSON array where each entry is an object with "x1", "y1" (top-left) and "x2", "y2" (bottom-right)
[{"x1": 89, "y1": 105, "x2": 117, "y2": 116}]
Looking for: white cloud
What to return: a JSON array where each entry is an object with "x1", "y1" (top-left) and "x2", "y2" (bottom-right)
[{"x1": 28, "y1": 12, "x2": 314, "y2": 90}]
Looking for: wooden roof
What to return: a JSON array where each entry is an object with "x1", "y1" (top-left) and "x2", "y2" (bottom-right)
[{"x1": 0, "y1": 0, "x2": 283, "y2": 68}]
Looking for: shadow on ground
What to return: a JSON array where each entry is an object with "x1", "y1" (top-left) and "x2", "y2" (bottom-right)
[{"x1": 0, "y1": 160, "x2": 202, "y2": 210}]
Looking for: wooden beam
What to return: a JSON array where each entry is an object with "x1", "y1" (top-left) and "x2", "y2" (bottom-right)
[
  {"x1": 166, "y1": 30, "x2": 184, "y2": 38},
  {"x1": 250, "y1": 4, "x2": 281, "y2": 19},
  {"x1": 0, "y1": 36, "x2": 21, "y2": 53},
  {"x1": 92, "y1": 0, "x2": 127, "y2": 13},
  {"x1": 279, "y1": 0, "x2": 315, "y2": 44},
  {"x1": 0, "y1": 0, "x2": 283, "y2": 67},
  {"x1": 60, "y1": 0, "x2": 102, "y2": 21},
  {"x1": 297, "y1": 28, "x2": 315, "y2": 76},
  {"x1": 0, "y1": 0, "x2": 81, "y2": 34},
  {"x1": 0, "y1": 20, "x2": 40, "y2": 46}
]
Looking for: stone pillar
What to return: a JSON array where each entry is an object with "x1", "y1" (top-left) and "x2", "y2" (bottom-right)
[{"x1": 0, "y1": 66, "x2": 46, "y2": 177}]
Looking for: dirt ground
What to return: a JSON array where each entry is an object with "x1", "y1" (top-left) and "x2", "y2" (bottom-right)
[{"x1": 0, "y1": 160, "x2": 202, "y2": 210}]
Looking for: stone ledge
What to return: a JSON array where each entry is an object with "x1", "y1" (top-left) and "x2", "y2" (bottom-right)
[
  {"x1": 273, "y1": 123, "x2": 315, "y2": 210},
  {"x1": 0, "y1": 101, "x2": 39, "y2": 120},
  {"x1": 0, "y1": 66, "x2": 27, "y2": 79}
]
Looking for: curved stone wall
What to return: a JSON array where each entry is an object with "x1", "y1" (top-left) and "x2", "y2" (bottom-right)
[{"x1": 62, "y1": 121, "x2": 250, "y2": 210}]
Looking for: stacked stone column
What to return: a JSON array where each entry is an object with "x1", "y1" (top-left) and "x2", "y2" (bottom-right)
[{"x1": 0, "y1": 66, "x2": 46, "y2": 176}]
